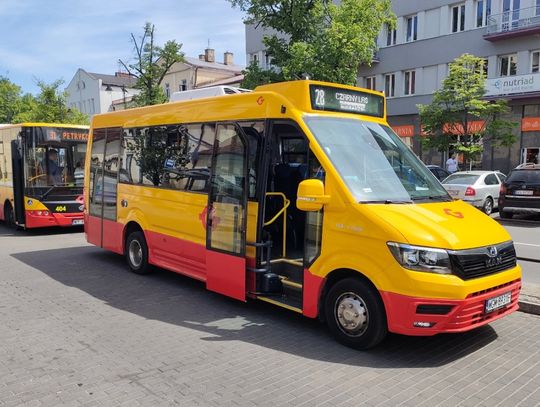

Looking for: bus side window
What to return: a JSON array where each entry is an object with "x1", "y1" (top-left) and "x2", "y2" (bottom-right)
[{"x1": 240, "y1": 121, "x2": 264, "y2": 200}]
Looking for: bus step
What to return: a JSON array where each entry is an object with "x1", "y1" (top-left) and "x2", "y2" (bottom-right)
[
  {"x1": 266, "y1": 259, "x2": 303, "y2": 284},
  {"x1": 257, "y1": 294, "x2": 302, "y2": 314}
]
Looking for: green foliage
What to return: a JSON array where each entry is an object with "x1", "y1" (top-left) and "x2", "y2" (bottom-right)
[
  {"x1": 13, "y1": 80, "x2": 89, "y2": 125},
  {"x1": 418, "y1": 54, "x2": 517, "y2": 165},
  {"x1": 0, "y1": 76, "x2": 25, "y2": 123},
  {"x1": 230, "y1": 0, "x2": 395, "y2": 86},
  {"x1": 120, "y1": 22, "x2": 185, "y2": 107},
  {"x1": 241, "y1": 62, "x2": 283, "y2": 89}
]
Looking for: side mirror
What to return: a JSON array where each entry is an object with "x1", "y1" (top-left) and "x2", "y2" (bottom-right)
[{"x1": 296, "y1": 179, "x2": 330, "y2": 212}]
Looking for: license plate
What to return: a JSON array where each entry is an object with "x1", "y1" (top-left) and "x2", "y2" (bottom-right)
[
  {"x1": 72, "y1": 219, "x2": 84, "y2": 225},
  {"x1": 514, "y1": 190, "x2": 533, "y2": 195},
  {"x1": 485, "y1": 292, "x2": 512, "y2": 313}
]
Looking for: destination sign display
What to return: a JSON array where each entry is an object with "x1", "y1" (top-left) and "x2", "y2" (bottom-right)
[
  {"x1": 309, "y1": 84, "x2": 384, "y2": 118},
  {"x1": 45, "y1": 128, "x2": 89, "y2": 142}
]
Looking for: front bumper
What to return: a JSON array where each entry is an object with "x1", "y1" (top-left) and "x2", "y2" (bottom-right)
[
  {"x1": 25, "y1": 211, "x2": 84, "y2": 228},
  {"x1": 381, "y1": 278, "x2": 521, "y2": 336}
]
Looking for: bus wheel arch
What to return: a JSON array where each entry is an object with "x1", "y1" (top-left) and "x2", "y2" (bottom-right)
[
  {"x1": 320, "y1": 269, "x2": 388, "y2": 349},
  {"x1": 124, "y1": 222, "x2": 153, "y2": 275}
]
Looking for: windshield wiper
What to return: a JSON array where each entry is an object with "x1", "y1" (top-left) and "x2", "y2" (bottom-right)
[
  {"x1": 411, "y1": 195, "x2": 453, "y2": 202},
  {"x1": 361, "y1": 199, "x2": 413, "y2": 204}
]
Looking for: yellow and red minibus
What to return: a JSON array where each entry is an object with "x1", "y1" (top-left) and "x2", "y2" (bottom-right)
[
  {"x1": 85, "y1": 80, "x2": 521, "y2": 349},
  {"x1": 0, "y1": 123, "x2": 88, "y2": 229}
]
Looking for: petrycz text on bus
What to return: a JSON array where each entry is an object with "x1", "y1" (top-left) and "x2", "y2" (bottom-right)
[
  {"x1": 84, "y1": 80, "x2": 521, "y2": 349},
  {"x1": 0, "y1": 123, "x2": 89, "y2": 229}
]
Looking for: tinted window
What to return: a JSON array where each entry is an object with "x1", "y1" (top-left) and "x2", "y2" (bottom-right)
[
  {"x1": 507, "y1": 169, "x2": 540, "y2": 183},
  {"x1": 443, "y1": 174, "x2": 480, "y2": 185},
  {"x1": 120, "y1": 123, "x2": 216, "y2": 193},
  {"x1": 484, "y1": 174, "x2": 499, "y2": 185}
]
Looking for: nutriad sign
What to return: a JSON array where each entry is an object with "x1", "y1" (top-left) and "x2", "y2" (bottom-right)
[{"x1": 485, "y1": 73, "x2": 540, "y2": 96}]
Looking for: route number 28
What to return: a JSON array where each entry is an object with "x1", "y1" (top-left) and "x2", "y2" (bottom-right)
[{"x1": 314, "y1": 89, "x2": 325, "y2": 106}]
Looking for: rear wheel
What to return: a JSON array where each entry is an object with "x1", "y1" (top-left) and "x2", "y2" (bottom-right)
[
  {"x1": 499, "y1": 210, "x2": 513, "y2": 219},
  {"x1": 482, "y1": 197, "x2": 494, "y2": 215},
  {"x1": 324, "y1": 277, "x2": 387, "y2": 350},
  {"x1": 125, "y1": 231, "x2": 153, "y2": 275}
]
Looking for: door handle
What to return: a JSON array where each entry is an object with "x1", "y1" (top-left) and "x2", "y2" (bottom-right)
[{"x1": 121, "y1": 199, "x2": 128, "y2": 207}]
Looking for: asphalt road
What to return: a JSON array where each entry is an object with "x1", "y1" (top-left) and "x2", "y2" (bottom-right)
[
  {"x1": 495, "y1": 216, "x2": 540, "y2": 286},
  {"x1": 0, "y1": 223, "x2": 540, "y2": 406}
]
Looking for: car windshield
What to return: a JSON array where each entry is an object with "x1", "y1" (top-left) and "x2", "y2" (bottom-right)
[
  {"x1": 303, "y1": 116, "x2": 450, "y2": 203},
  {"x1": 443, "y1": 174, "x2": 480, "y2": 185},
  {"x1": 507, "y1": 170, "x2": 540, "y2": 184}
]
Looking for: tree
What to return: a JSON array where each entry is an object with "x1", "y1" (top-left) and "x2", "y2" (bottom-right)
[
  {"x1": 241, "y1": 61, "x2": 283, "y2": 89},
  {"x1": 14, "y1": 80, "x2": 89, "y2": 125},
  {"x1": 418, "y1": 54, "x2": 517, "y2": 169},
  {"x1": 230, "y1": 0, "x2": 395, "y2": 87},
  {"x1": 119, "y1": 22, "x2": 185, "y2": 106},
  {"x1": 0, "y1": 76, "x2": 24, "y2": 123}
]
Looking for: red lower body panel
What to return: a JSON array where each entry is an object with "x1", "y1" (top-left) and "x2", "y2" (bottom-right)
[
  {"x1": 85, "y1": 214, "x2": 102, "y2": 247},
  {"x1": 206, "y1": 250, "x2": 246, "y2": 301},
  {"x1": 303, "y1": 268, "x2": 325, "y2": 318},
  {"x1": 26, "y1": 211, "x2": 84, "y2": 228},
  {"x1": 381, "y1": 279, "x2": 522, "y2": 336}
]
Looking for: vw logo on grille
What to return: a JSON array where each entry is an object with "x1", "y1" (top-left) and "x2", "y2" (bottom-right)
[{"x1": 487, "y1": 246, "x2": 498, "y2": 258}]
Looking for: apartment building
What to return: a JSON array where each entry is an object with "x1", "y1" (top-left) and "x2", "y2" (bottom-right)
[
  {"x1": 246, "y1": 0, "x2": 540, "y2": 172},
  {"x1": 358, "y1": 0, "x2": 540, "y2": 172}
]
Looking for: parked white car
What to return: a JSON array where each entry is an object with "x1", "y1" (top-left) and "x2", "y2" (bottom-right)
[{"x1": 441, "y1": 171, "x2": 506, "y2": 215}]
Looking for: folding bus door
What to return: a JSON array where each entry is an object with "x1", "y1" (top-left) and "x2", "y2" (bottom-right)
[
  {"x1": 206, "y1": 123, "x2": 248, "y2": 301},
  {"x1": 87, "y1": 128, "x2": 121, "y2": 251}
]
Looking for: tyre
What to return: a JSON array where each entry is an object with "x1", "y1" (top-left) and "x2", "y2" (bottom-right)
[
  {"x1": 499, "y1": 210, "x2": 513, "y2": 219},
  {"x1": 324, "y1": 277, "x2": 387, "y2": 350},
  {"x1": 125, "y1": 231, "x2": 153, "y2": 275},
  {"x1": 482, "y1": 197, "x2": 494, "y2": 215},
  {"x1": 4, "y1": 203, "x2": 15, "y2": 228}
]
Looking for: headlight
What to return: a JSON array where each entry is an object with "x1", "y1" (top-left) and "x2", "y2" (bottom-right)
[{"x1": 387, "y1": 242, "x2": 452, "y2": 274}]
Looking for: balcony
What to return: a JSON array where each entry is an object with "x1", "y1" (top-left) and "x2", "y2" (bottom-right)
[{"x1": 484, "y1": 6, "x2": 540, "y2": 41}]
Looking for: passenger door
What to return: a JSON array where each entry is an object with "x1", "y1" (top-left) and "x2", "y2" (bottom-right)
[{"x1": 206, "y1": 124, "x2": 248, "y2": 301}]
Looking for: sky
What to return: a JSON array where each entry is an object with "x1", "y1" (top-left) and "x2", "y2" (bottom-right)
[{"x1": 0, "y1": 0, "x2": 247, "y2": 94}]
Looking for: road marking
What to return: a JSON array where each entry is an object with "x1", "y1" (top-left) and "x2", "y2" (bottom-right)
[{"x1": 515, "y1": 242, "x2": 540, "y2": 248}]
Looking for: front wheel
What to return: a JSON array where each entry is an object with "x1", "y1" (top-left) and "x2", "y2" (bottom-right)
[
  {"x1": 482, "y1": 197, "x2": 494, "y2": 215},
  {"x1": 125, "y1": 231, "x2": 153, "y2": 275},
  {"x1": 324, "y1": 278, "x2": 387, "y2": 350}
]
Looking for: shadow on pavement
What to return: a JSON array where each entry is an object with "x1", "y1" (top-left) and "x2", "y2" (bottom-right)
[
  {"x1": 12, "y1": 246, "x2": 499, "y2": 368},
  {"x1": 0, "y1": 223, "x2": 83, "y2": 237}
]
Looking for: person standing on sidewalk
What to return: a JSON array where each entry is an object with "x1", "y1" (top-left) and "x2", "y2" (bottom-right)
[{"x1": 446, "y1": 153, "x2": 458, "y2": 174}]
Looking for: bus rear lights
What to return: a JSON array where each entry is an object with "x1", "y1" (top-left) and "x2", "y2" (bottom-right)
[
  {"x1": 413, "y1": 321, "x2": 436, "y2": 328},
  {"x1": 465, "y1": 186, "x2": 476, "y2": 196}
]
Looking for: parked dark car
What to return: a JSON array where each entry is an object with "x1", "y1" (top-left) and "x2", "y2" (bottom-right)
[
  {"x1": 426, "y1": 165, "x2": 451, "y2": 182},
  {"x1": 498, "y1": 163, "x2": 540, "y2": 219}
]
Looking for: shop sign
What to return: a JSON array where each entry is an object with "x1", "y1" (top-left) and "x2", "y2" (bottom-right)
[
  {"x1": 392, "y1": 125, "x2": 414, "y2": 137},
  {"x1": 485, "y1": 73, "x2": 540, "y2": 96},
  {"x1": 522, "y1": 117, "x2": 540, "y2": 132}
]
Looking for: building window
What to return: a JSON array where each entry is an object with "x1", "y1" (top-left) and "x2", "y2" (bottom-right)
[
  {"x1": 482, "y1": 58, "x2": 489, "y2": 77},
  {"x1": 365, "y1": 76, "x2": 376, "y2": 90},
  {"x1": 532, "y1": 51, "x2": 540, "y2": 73},
  {"x1": 475, "y1": 0, "x2": 492, "y2": 27},
  {"x1": 404, "y1": 70, "x2": 416, "y2": 95},
  {"x1": 406, "y1": 15, "x2": 418, "y2": 42},
  {"x1": 251, "y1": 53, "x2": 259, "y2": 64},
  {"x1": 385, "y1": 23, "x2": 396, "y2": 46},
  {"x1": 452, "y1": 3, "x2": 466, "y2": 32},
  {"x1": 499, "y1": 54, "x2": 517, "y2": 76},
  {"x1": 165, "y1": 83, "x2": 170, "y2": 98},
  {"x1": 180, "y1": 79, "x2": 187, "y2": 91},
  {"x1": 385, "y1": 73, "x2": 396, "y2": 97}
]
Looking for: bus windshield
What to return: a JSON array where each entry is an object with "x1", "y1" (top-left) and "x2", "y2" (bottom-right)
[
  {"x1": 22, "y1": 126, "x2": 88, "y2": 188},
  {"x1": 303, "y1": 116, "x2": 450, "y2": 203}
]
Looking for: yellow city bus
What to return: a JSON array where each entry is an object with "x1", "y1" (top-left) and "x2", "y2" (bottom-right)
[
  {"x1": 85, "y1": 80, "x2": 521, "y2": 349},
  {"x1": 0, "y1": 123, "x2": 89, "y2": 228}
]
